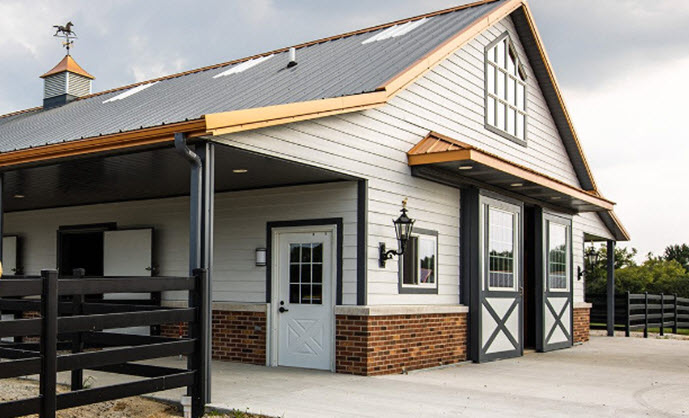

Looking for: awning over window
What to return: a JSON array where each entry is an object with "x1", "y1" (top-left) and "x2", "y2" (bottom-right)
[{"x1": 407, "y1": 132, "x2": 614, "y2": 212}]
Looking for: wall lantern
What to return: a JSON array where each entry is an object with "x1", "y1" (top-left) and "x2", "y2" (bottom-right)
[
  {"x1": 255, "y1": 248, "x2": 267, "y2": 267},
  {"x1": 379, "y1": 199, "x2": 415, "y2": 268},
  {"x1": 577, "y1": 244, "x2": 599, "y2": 280}
]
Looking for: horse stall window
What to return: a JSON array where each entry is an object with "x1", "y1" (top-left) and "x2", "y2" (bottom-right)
[{"x1": 57, "y1": 223, "x2": 115, "y2": 277}]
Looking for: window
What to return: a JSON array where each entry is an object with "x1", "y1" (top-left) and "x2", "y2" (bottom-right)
[
  {"x1": 289, "y1": 243, "x2": 323, "y2": 304},
  {"x1": 485, "y1": 33, "x2": 527, "y2": 143},
  {"x1": 400, "y1": 230, "x2": 438, "y2": 291},
  {"x1": 547, "y1": 221, "x2": 569, "y2": 290},
  {"x1": 487, "y1": 207, "x2": 517, "y2": 289}
]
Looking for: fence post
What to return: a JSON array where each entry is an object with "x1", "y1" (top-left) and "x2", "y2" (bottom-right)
[
  {"x1": 625, "y1": 291, "x2": 630, "y2": 337},
  {"x1": 673, "y1": 294, "x2": 678, "y2": 334},
  {"x1": 71, "y1": 268, "x2": 85, "y2": 391},
  {"x1": 659, "y1": 293, "x2": 665, "y2": 336},
  {"x1": 644, "y1": 291, "x2": 649, "y2": 339},
  {"x1": 40, "y1": 269, "x2": 58, "y2": 418},
  {"x1": 189, "y1": 268, "x2": 208, "y2": 418}
]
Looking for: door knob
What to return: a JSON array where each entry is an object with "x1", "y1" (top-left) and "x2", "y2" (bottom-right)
[{"x1": 279, "y1": 306, "x2": 289, "y2": 313}]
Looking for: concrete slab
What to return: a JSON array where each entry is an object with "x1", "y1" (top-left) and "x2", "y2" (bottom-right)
[{"x1": 51, "y1": 336, "x2": 689, "y2": 417}]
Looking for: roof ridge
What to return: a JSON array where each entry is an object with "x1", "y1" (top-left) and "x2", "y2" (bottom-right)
[
  {"x1": 0, "y1": 0, "x2": 500, "y2": 117},
  {"x1": 0, "y1": 106, "x2": 42, "y2": 120}
]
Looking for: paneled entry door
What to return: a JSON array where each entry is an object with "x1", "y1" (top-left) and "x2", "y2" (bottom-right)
[
  {"x1": 477, "y1": 196, "x2": 523, "y2": 362},
  {"x1": 274, "y1": 228, "x2": 334, "y2": 370},
  {"x1": 537, "y1": 212, "x2": 573, "y2": 352}
]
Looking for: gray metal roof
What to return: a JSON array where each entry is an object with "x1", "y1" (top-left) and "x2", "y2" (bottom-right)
[{"x1": 0, "y1": 0, "x2": 504, "y2": 153}]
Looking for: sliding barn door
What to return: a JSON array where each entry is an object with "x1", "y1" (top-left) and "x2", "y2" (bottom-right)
[
  {"x1": 537, "y1": 213, "x2": 573, "y2": 352},
  {"x1": 477, "y1": 196, "x2": 523, "y2": 362}
]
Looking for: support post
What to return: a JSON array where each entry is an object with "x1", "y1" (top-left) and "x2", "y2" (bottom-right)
[
  {"x1": 673, "y1": 293, "x2": 678, "y2": 334},
  {"x1": 659, "y1": 293, "x2": 665, "y2": 336},
  {"x1": 190, "y1": 268, "x2": 208, "y2": 418},
  {"x1": 0, "y1": 172, "x2": 4, "y2": 265},
  {"x1": 40, "y1": 269, "x2": 58, "y2": 418},
  {"x1": 625, "y1": 291, "x2": 630, "y2": 337},
  {"x1": 606, "y1": 240, "x2": 615, "y2": 337},
  {"x1": 644, "y1": 291, "x2": 649, "y2": 339},
  {"x1": 70, "y1": 268, "x2": 85, "y2": 391}
]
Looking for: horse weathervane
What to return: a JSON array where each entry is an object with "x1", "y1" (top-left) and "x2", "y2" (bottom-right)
[{"x1": 53, "y1": 21, "x2": 77, "y2": 54}]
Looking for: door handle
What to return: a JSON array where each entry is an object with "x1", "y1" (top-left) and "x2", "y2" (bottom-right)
[{"x1": 279, "y1": 306, "x2": 289, "y2": 313}]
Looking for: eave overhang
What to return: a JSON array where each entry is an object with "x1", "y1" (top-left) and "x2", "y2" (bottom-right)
[{"x1": 408, "y1": 132, "x2": 614, "y2": 212}]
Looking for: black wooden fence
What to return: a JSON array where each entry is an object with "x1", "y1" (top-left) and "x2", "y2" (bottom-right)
[
  {"x1": 590, "y1": 292, "x2": 689, "y2": 337},
  {"x1": 0, "y1": 268, "x2": 208, "y2": 418}
]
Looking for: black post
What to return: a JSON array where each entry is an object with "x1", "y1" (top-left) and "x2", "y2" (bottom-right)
[
  {"x1": 189, "y1": 268, "x2": 208, "y2": 418},
  {"x1": 606, "y1": 240, "x2": 615, "y2": 337},
  {"x1": 644, "y1": 291, "x2": 649, "y2": 339},
  {"x1": 625, "y1": 291, "x2": 630, "y2": 337},
  {"x1": 40, "y1": 269, "x2": 58, "y2": 418},
  {"x1": 70, "y1": 268, "x2": 85, "y2": 391},
  {"x1": 673, "y1": 293, "x2": 678, "y2": 334},
  {"x1": 198, "y1": 143, "x2": 214, "y2": 403},
  {"x1": 659, "y1": 293, "x2": 665, "y2": 336}
]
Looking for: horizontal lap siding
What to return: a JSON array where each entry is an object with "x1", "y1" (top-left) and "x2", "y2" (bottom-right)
[
  {"x1": 215, "y1": 112, "x2": 461, "y2": 306},
  {"x1": 3, "y1": 181, "x2": 357, "y2": 304}
]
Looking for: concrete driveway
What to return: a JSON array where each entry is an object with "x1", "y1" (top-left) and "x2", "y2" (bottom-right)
[{"x1": 57, "y1": 336, "x2": 689, "y2": 417}]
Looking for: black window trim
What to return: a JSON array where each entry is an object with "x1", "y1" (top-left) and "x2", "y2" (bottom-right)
[{"x1": 398, "y1": 227, "x2": 439, "y2": 295}]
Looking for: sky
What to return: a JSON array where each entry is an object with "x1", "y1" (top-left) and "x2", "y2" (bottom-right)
[{"x1": 0, "y1": 0, "x2": 687, "y2": 260}]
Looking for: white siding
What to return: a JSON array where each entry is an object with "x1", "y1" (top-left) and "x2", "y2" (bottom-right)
[
  {"x1": 572, "y1": 212, "x2": 613, "y2": 303},
  {"x1": 214, "y1": 115, "x2": 461, "y2": 306},
  {"x1": 4, "y1": 182, "x2": 358, "y2": 304}
]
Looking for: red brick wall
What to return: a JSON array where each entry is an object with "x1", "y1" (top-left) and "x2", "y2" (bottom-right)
[
  {"x1": 336, "y1": 313, "x2": 468, "y2": 376},
  {"x1": 160, "y1": 309, "x2": 266, "y2": 365},
  {"x1": 573, "y1": 307, "x2": 590, "y2": 343}
]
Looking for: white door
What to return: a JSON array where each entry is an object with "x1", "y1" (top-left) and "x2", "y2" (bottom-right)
[
  {"x1": 103, "y1": 229, "x2": 153, "y2": 335},
  {"x1": 2, "y1": 236, "x2": 18, "y2": 275},
  {"x1": 275, "y1": 229, "x2": 334, "y2": 370}
]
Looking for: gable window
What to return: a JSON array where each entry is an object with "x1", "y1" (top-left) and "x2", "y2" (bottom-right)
[
  {"x1": 399, "y1": 229, "x2": 438, "y2": 293},
  {"x1": 485, "y1": 33, "x2": 527, "y2": 144}
]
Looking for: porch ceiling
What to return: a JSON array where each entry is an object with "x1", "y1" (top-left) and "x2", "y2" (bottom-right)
[{"x1": 1, "y1": 142, "x2": 354, "y2": 212}]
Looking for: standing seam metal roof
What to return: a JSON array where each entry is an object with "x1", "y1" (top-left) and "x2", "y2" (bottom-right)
[{"x1": 0, "y1": 0, "x2": 505, "y2": 153}]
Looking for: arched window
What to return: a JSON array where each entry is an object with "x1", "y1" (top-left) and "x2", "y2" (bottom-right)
[{"x1": 485, "y1": 33, "x2": 527, "y2": 144}]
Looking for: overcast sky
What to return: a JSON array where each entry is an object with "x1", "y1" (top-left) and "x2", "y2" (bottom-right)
[{"x1": 0, "y1": 0, "x2": 687, "y2": 260}]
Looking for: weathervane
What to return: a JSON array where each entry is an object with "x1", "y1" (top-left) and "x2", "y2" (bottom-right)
[{"x1": 53, "y1": 21, "x2": 77, "y2": 55}]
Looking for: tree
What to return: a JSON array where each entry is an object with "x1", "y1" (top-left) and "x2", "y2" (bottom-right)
[
  {"x1": 584, "y1": 246, "x2": 637, "y2": 295},
  {"x1": 663, "y1": 244, "x2": 689, "y2": 271}
]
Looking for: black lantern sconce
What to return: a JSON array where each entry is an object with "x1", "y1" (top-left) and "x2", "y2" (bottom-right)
[
  {"x1": 379, "y1": 199, "x2": 415, "y2": 268},
  {"x1": 577, "y1": 244, "x2": 599, "y2": 280}
]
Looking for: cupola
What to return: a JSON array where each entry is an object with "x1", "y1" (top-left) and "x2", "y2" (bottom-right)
[{"x1": 40, "y1": 55, "x2": 94, "y2": 109}]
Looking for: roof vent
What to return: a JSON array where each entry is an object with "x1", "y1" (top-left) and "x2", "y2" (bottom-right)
[
  {"x1": 40, "y1": 55, "x2": 94, "y2": 109},
  {"x1": 287, "y1": 47, "x2": 298, "y2": 68}
]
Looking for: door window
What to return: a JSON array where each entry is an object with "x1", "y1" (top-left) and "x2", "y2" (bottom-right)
[
  {"x1": 487, "y1": 207, "x2": 517, "y2": 290},
  {"x1": 289, "y1": 243, "x2": 323, "y2": 304},
  {"x1": 547, "y1": 221, "x2": 570, "y2": 291}
]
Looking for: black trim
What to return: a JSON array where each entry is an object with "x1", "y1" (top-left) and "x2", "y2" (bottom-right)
[
  {"x1": 266, "y1": 218, "x2": 344, "y2": 305},
  {"x1": 356, "y1": 180, "x2": 368, "y2": 305},
  {"x1": 461, "y1": 187, "x2": 480, "y2": 361},
  {"x1": 398, "y1": 228, "x2": 439, "y2": 294}
]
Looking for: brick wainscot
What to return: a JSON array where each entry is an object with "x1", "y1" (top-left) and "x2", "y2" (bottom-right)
[
  {"x1": 334, "y1": 305, "x2": 468, "y2": 376},
  {"x1": 573, "y1": 302, "x2": 592, "y2": 344},
  {"x1": 160, "y1": 302, "x2": 266, "y2": 365}
]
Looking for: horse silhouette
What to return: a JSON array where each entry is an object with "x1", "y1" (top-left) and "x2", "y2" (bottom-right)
[{"x1": 53, "y1": 22, "x2": 76, "y2": 37}]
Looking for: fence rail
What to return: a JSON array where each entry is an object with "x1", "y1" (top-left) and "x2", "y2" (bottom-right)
[
  {"x1": 0, "y1": 268, "x2": 208, "y2": 418},
  {"x1": 590, "y1": 292, "x2": 689, "y2": 337}
]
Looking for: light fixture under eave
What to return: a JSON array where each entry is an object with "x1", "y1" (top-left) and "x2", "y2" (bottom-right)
[
  {"x1": 232, "y1": 169, "x2": 248, "y2": 174},
  {"x1": 510, "y1": 183, "x2": 523, "y2": 187},
  {"x1": 13, "y1": 194, "x2": 25, "y2": 199},
  {"x1": 458, "y1": 165, "x2": 473, "y2": 170},
  {"x1": 550, "y1": 196, "x2": 562, "y2": 200}
]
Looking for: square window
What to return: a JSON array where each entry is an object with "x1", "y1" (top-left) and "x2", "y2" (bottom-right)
[{"x1": 400, "y1": 231, "x2": 438, "y2": 290}]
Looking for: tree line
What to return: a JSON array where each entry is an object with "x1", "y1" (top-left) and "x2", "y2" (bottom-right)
[{"x1": 585, "y1": 244, "x2": 689, "y2": 298}]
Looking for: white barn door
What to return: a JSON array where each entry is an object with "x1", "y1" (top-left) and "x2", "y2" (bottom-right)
[
  {"x1": 478, "y1": 196, "x2": 523, "y2": 362},
  {"x1": 103, "y1": 228, "x2": 153, "y2": 335},
  {"x1": 538, "y1": 213, "x2": 573, "y2": 352}
]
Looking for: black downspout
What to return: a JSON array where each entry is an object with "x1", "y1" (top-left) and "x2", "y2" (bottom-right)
[{"x1": 607, "y1": 240, "x2": 616, "y2": 337}]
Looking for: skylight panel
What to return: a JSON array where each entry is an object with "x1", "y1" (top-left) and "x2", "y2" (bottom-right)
[
  {"x1": 361, "y1": 17, "x2": 430, "y2": 45},
  {"x1": 103, "y1": 82, "x2": 158, "y2": 104},
  {"x1": 213, "y1": 55, "x2": 273, "y2": 79}
]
